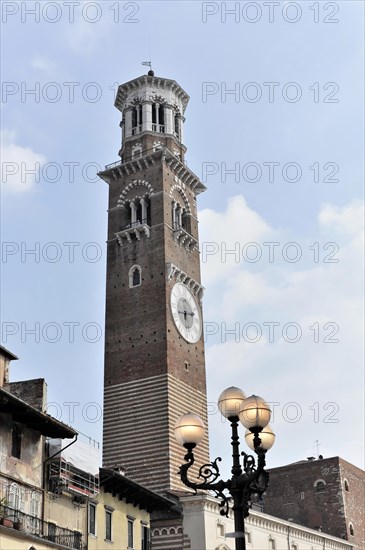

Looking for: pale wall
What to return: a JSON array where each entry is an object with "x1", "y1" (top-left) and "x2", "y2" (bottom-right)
[{"x1": 88, "y1": 487, "x2": 150, "y2": 550}]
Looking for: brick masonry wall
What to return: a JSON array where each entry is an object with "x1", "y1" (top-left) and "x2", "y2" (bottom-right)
[
  {"x1": 263, "y1": 457, "x2": 364, "y2": 549},
  {"x1": 102, "y1": 153, "x2": 210, "y2": 493},
  {"x1": 7, "y1": 379, "x2": 47, "y2": 412}
]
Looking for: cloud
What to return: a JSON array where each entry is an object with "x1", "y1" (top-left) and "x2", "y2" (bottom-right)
[
  {"x1": 31, "y1": 56, "x2": 57, "y2": 76},
  {"x1": 201, "y1": 195, "x2": 364, "y2": 469},
  {"x1": 199, "y1": 195, "x2": 275, "y2": 285},
  {"x1": 319, "y1": 200, "x2": 364, "y2": 237},
  {"x1": 64, "y1": 2, "x2": 114, "y2": 55},
  {"x1": 1, "y1": 130, "x2": 46, "y2": 193}
]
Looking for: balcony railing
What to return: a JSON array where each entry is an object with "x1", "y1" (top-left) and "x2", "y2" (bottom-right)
[
  {"x1": 0, "y1": 507, "x2": 85, "y2": 550},
  {"x1": 152, "y1": 124, "x2": 165, "y2": 133},
  {"x1": 119, "y1": 219, "x2": 149, "y2": 231}
]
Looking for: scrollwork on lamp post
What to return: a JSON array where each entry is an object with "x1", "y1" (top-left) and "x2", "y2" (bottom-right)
[{"x1": 175, "y1": 387, "x2": 275, "y2": 550}]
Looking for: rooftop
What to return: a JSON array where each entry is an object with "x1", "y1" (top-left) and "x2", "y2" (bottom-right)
[
  {"x1": 0, "y1": 386, "x2": 77, "y2": 439},
  {"x1": 100, "y1": 468, "x2": 178, "y2": 513}
]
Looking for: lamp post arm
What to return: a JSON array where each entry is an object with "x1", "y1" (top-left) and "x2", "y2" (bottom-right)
[{"x1": 179, "y1": 448, "x2": 232, "y2": 516}]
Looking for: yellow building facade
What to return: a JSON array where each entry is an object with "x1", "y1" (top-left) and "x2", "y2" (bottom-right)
[{"x1": 88, "y1": 469, "x2": 175, "y2": 550}]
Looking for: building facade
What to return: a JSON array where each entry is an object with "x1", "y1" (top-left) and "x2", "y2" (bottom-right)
[
  {"x1": 0, "y1": 345, "x2": 172, "y2": 550},
  {"x1": 88, "y1": 468, "x2": 175, "y2": 550},
  {"x1": 263, "y1": 457, "x2": 365, "y2": 550},
  {"x1": 176, "y1": 494, "x2": 355, "y2": 550},
  {"x1": 99, "y1": 71, "x2": 210, "y2": 494},
  {"x1": 0, "y1": 345, "x2": 80, "y2": 550}
]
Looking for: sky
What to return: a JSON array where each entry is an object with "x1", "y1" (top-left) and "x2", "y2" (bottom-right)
[{"x1": 1, "y1": 1, "x2": 364, "y2": 478}]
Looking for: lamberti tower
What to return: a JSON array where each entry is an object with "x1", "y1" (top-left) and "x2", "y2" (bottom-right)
[{"x1": 99, "y1": 71, "x2": 210, "y2": 494}]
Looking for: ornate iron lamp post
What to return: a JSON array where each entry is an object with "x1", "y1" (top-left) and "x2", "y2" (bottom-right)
[{"x1": 175, "y1": 387, "x2": 275, "y2": 550}]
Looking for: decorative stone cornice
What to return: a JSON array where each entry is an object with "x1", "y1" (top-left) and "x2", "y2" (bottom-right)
[
  {"x1": 166, "y1": 263, "x2": 204, "y2": 301},
  {"x1": 114, "y1": 74, "x2": 190, "y2": 113},
  {"x1": 98, "y1": 148, "x2": 206, "y2": 197},
  {"x1": 115, "y1": 223, "x2": 150, "y2": 246},
  {"x1": 173, "y1": 226, "x2": 198, "y2": 252}
]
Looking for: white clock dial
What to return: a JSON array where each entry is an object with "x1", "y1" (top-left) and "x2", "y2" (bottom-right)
[{"x1": 170, "y1": 283, "x2": 202, "y2": 343}]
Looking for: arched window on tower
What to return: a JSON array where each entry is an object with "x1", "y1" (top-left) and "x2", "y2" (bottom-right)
[
  {"x1": 129, "y1": 265, "x2": 142, "y2": 288},
  {"x1": 132, "y1": 105, "x2": 143, "y2": 135},
  {"x1": 172, "y1": 201, "x2": 191, "y2": 234},
  {"x1": 174, "y1": 113, "x2": 180, "y2": 139},
  {"x1": 349, "y1": 523, "x2": 354, "y2": 536},
  {"x1": 152, "y1": 103, "x2": 165, "y2": 133},
  {"x1": 123, "y1": 197, "x2": 150, "y2": 229},
  {"x1": 159, "y1": 105, "x2": 165, "y2": 131},
  {"x1": 344, "y1": 479, "x2": 349, "y2": 492}
]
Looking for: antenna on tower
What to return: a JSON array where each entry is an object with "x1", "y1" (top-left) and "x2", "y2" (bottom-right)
[
  {"x1": 314, "y1": 440, "x2": 321, "y2": 459},
  {"x1": 141, "y1": 61, "x2": 154, "y2": 76}
]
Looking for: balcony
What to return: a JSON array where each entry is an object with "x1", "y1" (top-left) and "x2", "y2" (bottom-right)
[
  {"x1": 115, "y1": 219, "x2": 150, "y2": 246},
  {"x1": 0, "y1": 507, "x2": 85, "y2": 549},
  {"x1": 173, "y1": 222, "x2": 198, "y2": 251}
]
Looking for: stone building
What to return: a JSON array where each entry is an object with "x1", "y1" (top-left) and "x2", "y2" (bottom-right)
[
  {"x1": 263, "y1": 456, "x2": 365, "y2": 550},
  {"x1": 0, "y1": 345, "x2": 174, "y2": 550},
  {"x1": 175, "y1": 493, "x2": 354, "y2": 550},
  {"x1": 0, "y1": 344, "x2": 79, "y2": 549},
  {"x1": 88, "y1": 468, "x2": 176, "y2": 550}
]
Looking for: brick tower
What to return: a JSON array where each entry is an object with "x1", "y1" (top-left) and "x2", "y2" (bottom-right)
[{"x1": 99, "y1": 71, "x2": 210, "y2": 494}]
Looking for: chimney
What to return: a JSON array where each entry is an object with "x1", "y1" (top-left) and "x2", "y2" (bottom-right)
[{"x1": 0, "y1": 345, "x2": 18, "y2": 388}]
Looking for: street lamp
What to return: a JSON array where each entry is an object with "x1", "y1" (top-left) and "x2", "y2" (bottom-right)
[{"x1": 175, "y1": 386, "x2": 275, "y2": 550}]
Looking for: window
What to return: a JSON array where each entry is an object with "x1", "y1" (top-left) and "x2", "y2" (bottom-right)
[
  {"x1": 141, "y1": 524, "x2": 150, "y2": 550},
  {"x1": 30, "y1": 491, "x2": 40, "y2": 529},
  {"x1": 48, "y1": 522, "x2": 56, "y2": 542},
  {"x1": 344, "y1": 479, "x2": 349, "y2": 492},
  {"x1": 89, "y1": 503, "x2": 96, "y2": 535},
  {"x1": 132, "y1": 105, "x2": 143, "y2": 130},
  {"x1": 8, "y1": 482, "x2": 21, "y2": 510},
  {"x1": 11, "y1": 424, "x2": 22, "y2": 458},
  {"x1": 30, "y1": 491, "x2": 39, "y2": 517},
  {"x1": 174, "y1": 114, "x2": 180, "y2": 139},
  {"x1": 152, "y1": 103, "x2": 165, "y2": 132},
  {"x1": 129, "y1": 265, "x2": 142, "y2": 288},
  {"x1": 105, "y1": 510, "x2": 112, "y2": 541},
  {"x1": 315, "y1": 480, "x2": 326, "y2": 493},
  {"x1": 269, "y1": 537, "x2": 276, "y2": 549},
  {"x1": 159, "y1": 105, "x2": 164, "y2": 127},
  {"x1": 349, "y1": 523, "x2": 354, "y2": 536},
  {"x1": 217, "y1": 522, "x2": 225, "y2": 537},
  {"x1": 128, "y1": 518, "x2": 134, "y2": 548},
  {"x1": 245, "y1": 531, "x2": 252, "y2": 544}
]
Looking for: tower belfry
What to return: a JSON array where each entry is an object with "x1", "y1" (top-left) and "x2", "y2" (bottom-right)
[{"x1": 99, "y1": 72, "x2": 209, "y2": 494}]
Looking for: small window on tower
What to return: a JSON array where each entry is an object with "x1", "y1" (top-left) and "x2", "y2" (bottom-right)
[
  {"x1": 129, "y1": 265, "x2": 142, "y2": 288},
  {"x1": 344, "y1": 479, "x2": 349, "y2": 492},
  {"x1": 349, "y1": 523, "x2": 354, "y2": 536}
]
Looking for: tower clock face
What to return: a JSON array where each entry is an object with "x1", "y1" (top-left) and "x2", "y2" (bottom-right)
[{"x1": 170, "y1": 283, "x2": 202, "y2": 343}]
